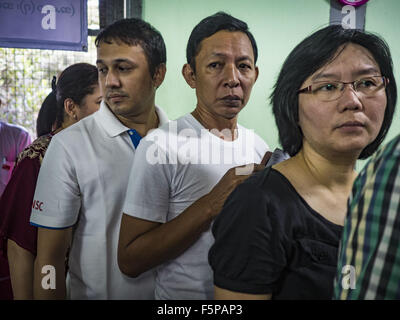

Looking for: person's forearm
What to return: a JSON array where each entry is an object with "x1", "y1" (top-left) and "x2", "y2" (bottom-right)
[
  {"x1": 121, "y1": 194, "x2": 214, "y2": 277},
  {"x1": 7, "y1": 239, "x2": 34, "y2": 300},
  {"x1": 120, "y1": 164, "x2": 264, "y2": 277},
  {"x1": 33, "y1": 255, "x2": 66, "y2": 299},
  {"x1": 33, "y1": 227, "x2": 71, "y2": 300}
]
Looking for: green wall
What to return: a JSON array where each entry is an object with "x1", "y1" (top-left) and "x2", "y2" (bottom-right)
[{"x1": 143, "y1": 0, "x2": 400, "y2": 168}]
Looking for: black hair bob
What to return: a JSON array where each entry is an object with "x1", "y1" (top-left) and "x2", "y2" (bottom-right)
[{"x1": 270, "y1": 25, "x2": 397, "y2": 159}]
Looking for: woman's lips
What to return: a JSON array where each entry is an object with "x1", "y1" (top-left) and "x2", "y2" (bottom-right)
[
  {"x1": 337, "y1": 121, "x2": 365, "y2": 128},
  {"x1": 336, "y1": 121, "x2": 365, "y2": 133}
]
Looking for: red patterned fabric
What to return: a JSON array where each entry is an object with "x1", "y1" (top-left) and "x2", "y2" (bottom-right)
[{"x1": 0, "y1": 133, "x2": 52, "y2": 299}]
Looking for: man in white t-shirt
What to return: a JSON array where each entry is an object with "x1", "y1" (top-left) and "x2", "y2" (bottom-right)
[
  {"x1": 30, "y1": 18, "x2": 169, "y2": 299},
  {"x1": 118, "y1": 12, "x2": 270, "y2": 299}
]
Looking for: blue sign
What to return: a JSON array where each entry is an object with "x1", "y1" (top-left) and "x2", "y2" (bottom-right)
[{"x1": 0, "y1": 0, "x2": 88, "y2": 51}]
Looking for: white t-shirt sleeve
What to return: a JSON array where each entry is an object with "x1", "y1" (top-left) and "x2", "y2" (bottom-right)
[
  {"x1": 252, "y1": 131, "x2": 270, "y2": 162},
  {"x1": 30, "y1": 136, "x2": 81, "y2": 229},
  {"x1": 123, "y1": 139, "x2": 171, "y2": 224}
]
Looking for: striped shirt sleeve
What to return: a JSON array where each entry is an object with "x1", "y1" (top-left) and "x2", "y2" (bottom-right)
[{"x1": 334, "y1": 135, "x2": 400, "y2": 300}]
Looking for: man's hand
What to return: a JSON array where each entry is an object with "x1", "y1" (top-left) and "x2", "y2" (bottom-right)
[
  {"x1": 203, "y1": 163, "x2": 265, "y2": 219},
  {"x1": 118, "y1": 162, "x2": 265, "y2": 277}
]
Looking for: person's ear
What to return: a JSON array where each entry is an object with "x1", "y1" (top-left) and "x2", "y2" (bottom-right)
[
  {"x1": 182, "y1": 63, "x2": 196, "y2": 89},
  {"x1": 153, "y1": 63, "x2": 167, "y2": 89},
  {"x1": 64, "y1": 98, "x2": 78, "y2": 121},
  {"x1": 254, "y1": 66, "x2": 259, "y2": 83}
]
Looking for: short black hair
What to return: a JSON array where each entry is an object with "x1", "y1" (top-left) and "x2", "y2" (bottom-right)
[
  {"x1": 186, "y1": 12, "x2": 258, "y2": 72},
  {"x1": 270, "y1": 25, "x2": 397, "y2": 159},
  {"x1": 36, "y1": 91, "x2": 57, "y2": 137},
  {"x1": 55, "y1": 63, "x2": 99, "y2": 128},
  {"x1": 95, "y1": 18, "x2": 166, "y2": 78}
]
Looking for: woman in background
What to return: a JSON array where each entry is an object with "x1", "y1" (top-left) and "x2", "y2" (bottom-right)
[
  {"x1": 209, "y1": 25, "x2": 396, "y2": 299},
  {"x1": 0, "y1": 63, "x2": 101, "y2": 299}
]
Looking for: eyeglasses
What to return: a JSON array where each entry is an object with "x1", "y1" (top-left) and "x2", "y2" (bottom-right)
[{"x1": 297, "y1": 75, "x2": 389, "y2": 102}]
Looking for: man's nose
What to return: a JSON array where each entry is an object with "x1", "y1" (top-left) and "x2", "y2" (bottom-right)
[
  {"x1": 105, "y1": 70, "x2": 121, "y2": 88},
  {"x1": 223, "y1": 65, "x2": 240, "y2": 88}
]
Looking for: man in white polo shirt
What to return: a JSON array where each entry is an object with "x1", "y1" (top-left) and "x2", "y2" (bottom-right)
[
  {"x1": 30, "y1": 18, "x2": 168, "y2": 299},
  {"x1": 118, "y1": 12, "x2": 269, "y2": 299}
]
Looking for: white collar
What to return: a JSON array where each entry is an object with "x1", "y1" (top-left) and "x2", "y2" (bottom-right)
[{"x1": 95, "y1": 101, "x2": 169, "y2": 138}]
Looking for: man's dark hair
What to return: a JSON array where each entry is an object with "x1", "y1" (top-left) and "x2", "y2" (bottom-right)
[
  {"x1": 186, "y1": 12, "x2": 258, "y2": 72},
  {"x1": 270, "y1": 25, "x2": 397, "y2": 159},
  {"x1": 95, "y1": 18, "x2": 166, "y2": 78},
  {"x1": 55, "y1": 63, "x2": 99, "y2": 128}
]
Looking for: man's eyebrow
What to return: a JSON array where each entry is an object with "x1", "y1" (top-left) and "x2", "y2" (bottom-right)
[
  {"x1": 236, "y1": 55, "x2": 253, "y2": 63},
  {"x1": 96, "y1": 58, "x2": 134, "y2": 65},
  {"x1": 209, "y1": 52, "x2": 254, "y2": 62}
]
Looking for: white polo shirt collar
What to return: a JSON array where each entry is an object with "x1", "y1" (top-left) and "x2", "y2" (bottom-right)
[{"x1": 96, "y1": 101, "x2": 169, "y2": 138}]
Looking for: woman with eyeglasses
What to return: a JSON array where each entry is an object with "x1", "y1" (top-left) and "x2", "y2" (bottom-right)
[{"x1": 209, "y1": 25, "x2": 397, "y2": 300}]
